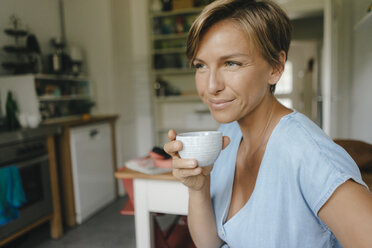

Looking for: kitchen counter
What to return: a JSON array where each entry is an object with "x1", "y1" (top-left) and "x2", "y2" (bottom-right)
[
  {"x1": 41, "y1": 114, "x2": 118, "y2": 127},
  {"x1": 0, "y1": 123, "x2": 63, "y2": 246},
  {"x1": 0, "y1": 125, "x2": 61, "y2": 146},
  {"x1": 44, "y1": 114, "x2": 119, "y2": 227}
]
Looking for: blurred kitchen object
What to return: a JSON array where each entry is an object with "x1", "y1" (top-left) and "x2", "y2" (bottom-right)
[
  {"x1": 5, "y1": 91, "x2": 20, "y2": 131},
  {"x1": 162, "y1": 0, "x2": 172, "y2": 11},
  {"x1": 0, "y1": 75, "x2": 40, "y2": 127},
  {"x1": 151, "y1": 0, "x2": 162, "y2": 12},
  {"x1": 48, "y1": 37, "x2": 71, "y2": 74},
  {"x1": 0, "y1": 93, "x2": 5, "y2": 131},
  {"x1": 69, "y1": 45, "x2": 83, "y2": 76},
  {"x1": 26, "y1": 34, "x2": 43, "y2": 73},
  {"x1": 2, "y1": 15, "x2": 34, "y2": 74},
  {"x1": 26, "y1": 114, "x2": 41, "y2": 128}
]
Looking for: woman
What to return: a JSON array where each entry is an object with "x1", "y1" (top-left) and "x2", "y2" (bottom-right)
[{"x1": 164, "y1": 0, "x2": 372, "y2": 247}]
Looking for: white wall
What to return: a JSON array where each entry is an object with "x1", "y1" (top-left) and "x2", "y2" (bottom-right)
[
  {"x1": 111, "y1": 0, "x2": 140, "y2": 164},
  {"x1": 0, "y1": 0, "x2": 61, "y2": 75},
  {"x1": 329, "y1": 0, "x2": 372, "y2": 143},
  {"x1": 63, "y1": 0, "x2": 116, "y2": 113},
  {"x1": 63, "y1": 0, "x2": 154, "y2": 167},
  {"x1": 129, "y1": 0, "x2": 155, "y2": 156},
  {"x1": 349, "y1": 0, "x2": 372, "y2": 143}
]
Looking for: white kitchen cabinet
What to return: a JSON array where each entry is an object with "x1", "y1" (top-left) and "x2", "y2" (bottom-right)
[{"x1": 69, "y1": 122, "x2": 116, "y2": 224}]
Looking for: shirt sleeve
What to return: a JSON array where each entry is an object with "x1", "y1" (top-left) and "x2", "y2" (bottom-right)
[{"x1": 298, "y1": 142, "x2": 368, "y2": 217}]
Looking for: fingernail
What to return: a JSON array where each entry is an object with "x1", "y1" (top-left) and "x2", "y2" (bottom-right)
[{"x1": 187, "y1": 160, "x2": 195, "y2": 166}]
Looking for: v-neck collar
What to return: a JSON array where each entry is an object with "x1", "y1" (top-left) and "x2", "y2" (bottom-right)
[{"x1": 222, "y1": 110, "x2": 296, "y2": 225}]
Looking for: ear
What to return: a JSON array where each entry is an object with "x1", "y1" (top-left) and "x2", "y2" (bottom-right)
[{"x1": 268, "y1": 51, "x2": 286, "y2": 86}]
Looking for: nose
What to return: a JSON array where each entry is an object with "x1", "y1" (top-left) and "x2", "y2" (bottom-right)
[{"x1": 208, "y1": 68, "x2": 224, "y2": 94}]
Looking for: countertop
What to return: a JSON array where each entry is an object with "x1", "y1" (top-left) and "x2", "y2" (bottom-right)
[
  {"x1": 41, "y1": 114, "x2": 118, "y2": 127},
  {"x1": 0, "y1": 114, "x2": 118, "y2": 146}
]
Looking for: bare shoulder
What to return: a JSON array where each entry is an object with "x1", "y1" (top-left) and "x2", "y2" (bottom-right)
[{"x1": 318, "y1": 180, "x2": 372, "y2": 248}]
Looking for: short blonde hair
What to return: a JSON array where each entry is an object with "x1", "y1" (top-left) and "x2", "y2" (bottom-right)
[{"x1": 186, "y1": 0, "x2": 292, "y2": 93}]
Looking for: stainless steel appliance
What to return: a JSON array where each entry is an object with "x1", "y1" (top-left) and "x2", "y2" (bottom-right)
[{"x1": 0, "y1": 137, "x2": 53, "y2": 240}]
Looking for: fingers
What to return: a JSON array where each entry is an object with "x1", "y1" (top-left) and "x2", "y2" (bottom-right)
[
  {"x1": 167, "y1": 129, "x2": 176, "y2": 141},
  {"x1": 222, "y1": 136, "x2": 230, "y2": 150},
  {"x1": 172, "y1": 158, "x2": 197, "y2": 169},
  {"x1": 164, "y1": 139, "x2": 182, "y2": 158},
  {"x1": 173, "y1": 167, "x2": 202, "y2": 179},
  {"x1": 163, "y1": 129, "x2": 182, "y2": 158}
]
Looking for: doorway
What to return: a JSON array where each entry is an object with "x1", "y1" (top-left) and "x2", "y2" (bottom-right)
[{"x1": 275, "y1": 40, "x2": 321, "y2": 126}]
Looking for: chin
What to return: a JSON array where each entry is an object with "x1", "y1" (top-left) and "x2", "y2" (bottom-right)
[{"x1": 210, "y1": 111, "x2": 237, "y2": 124}]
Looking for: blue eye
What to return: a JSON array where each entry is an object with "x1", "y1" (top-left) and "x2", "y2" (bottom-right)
[
  {"x1": 226, "y1": 61, "x2": 240, "y2": 67},
  {"x1": 193, "y1": 63, "x2": 206, "y2": 69}
]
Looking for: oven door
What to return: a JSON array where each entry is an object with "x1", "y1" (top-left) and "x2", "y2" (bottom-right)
[{"x1": 0, "y1": 155, "x2": 53, "y2": 240}]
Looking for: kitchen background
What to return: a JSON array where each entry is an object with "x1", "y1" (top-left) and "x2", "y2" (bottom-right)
[
  {"x1": 1, "y1": 0, "x2": 371, "y2": 165},
  {"x1": 0, "y1": 0, "x2": 371, "y2": 246}
]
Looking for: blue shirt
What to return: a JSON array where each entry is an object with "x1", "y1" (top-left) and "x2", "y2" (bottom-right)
[{"x1": 211, "y1": 111, "x2": 367, "y2": 248}]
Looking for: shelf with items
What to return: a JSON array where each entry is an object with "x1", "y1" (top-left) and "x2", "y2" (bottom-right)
[
  {"x1": 149, "y1": 2, "x2": 218, "y2": 145},
  {"x1": 38, "y1": 95, "x2": 91, "y2": 101},
  {"x1": 34, "y1": 75, "x2": 94, "y2": 120},
  {"x1": 153, "y1": 48, "x2": 186, "y2": 55},
  {"x1": 151, "y1": 7, "x2": 204, "y2": 18},
  {"x1": 153, "y1": 33, "x2": 188, "y2": 40},
  {"x1": 2, "y1": 15, "x2": 36, "y2": 74},
  {"x1": 35, "y1": 73, "x2": 89, "y2": 82}
]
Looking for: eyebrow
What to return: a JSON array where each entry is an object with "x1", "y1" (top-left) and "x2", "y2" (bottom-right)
[
  {"x1": 193, "y1": 53, "x2": 251, "y2": 63},
  {"x1": 220, "y1": 53, "x2": 250, "y2": 60},
  {"x1": 192, "y1": 58, "x2": 205, "y2": 64}
]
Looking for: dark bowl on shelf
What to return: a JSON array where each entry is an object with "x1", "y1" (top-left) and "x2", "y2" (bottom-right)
[
  {"x1": 3, "y1": 45, "x2": 31, "y2": 54},
  {"x1": 4, "y1": 29, "x2": 28, "y2": 37},
  {"x1": 2, "y1": 62, "x2": 34, "y2": 74}
]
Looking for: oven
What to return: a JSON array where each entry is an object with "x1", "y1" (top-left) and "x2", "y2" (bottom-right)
[{"x1": 0, "y1": 137, "x2": 53, "y2": 241}]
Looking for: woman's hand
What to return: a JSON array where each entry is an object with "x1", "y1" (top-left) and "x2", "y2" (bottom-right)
[{"x1": 164, "y1": 129, "x2": 230, "y2": 191}]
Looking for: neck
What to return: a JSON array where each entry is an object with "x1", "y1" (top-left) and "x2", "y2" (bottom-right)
[{"x1": 238, "y1": 94, "x2": 276, "y2": 156}]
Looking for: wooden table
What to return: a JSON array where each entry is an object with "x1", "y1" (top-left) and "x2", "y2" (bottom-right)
[{"x1": 115, "y1": 167, "x2": 189, "y2": 248}]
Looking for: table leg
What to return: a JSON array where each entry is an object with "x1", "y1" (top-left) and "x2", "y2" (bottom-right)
[{"x1": 134, "y1": 179, "x2": 154, "y2": 248}]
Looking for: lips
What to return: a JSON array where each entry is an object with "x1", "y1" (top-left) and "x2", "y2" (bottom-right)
[{"x1": 208, "y1": 98, "x2": 234, "y2": 110}]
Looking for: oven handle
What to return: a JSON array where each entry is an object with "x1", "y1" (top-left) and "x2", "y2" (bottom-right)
[{"x1": 16, "y1": 154, "x2": 49, "y2": 169}]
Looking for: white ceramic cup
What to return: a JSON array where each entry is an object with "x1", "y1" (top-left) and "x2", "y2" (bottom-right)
[
  {"x1": 176, "y1": 131, "x2": 222, "y2": 167},
  {"x1": 27, "y1": 114, "x2": 41, "y2": 128},
  {"x1": 18, "y1": 113, "x2": 28, "y2": 128}
]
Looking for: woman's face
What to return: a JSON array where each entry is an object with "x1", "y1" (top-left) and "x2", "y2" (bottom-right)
[{"x1": 193, "y1": 20, "x2": 278, "y2": 123}]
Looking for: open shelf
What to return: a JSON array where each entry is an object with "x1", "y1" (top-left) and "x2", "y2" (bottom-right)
[
  {"x1": 153, "y1": 48, "x2": 186, "y2": 54},
  {"x1": 152, "y1": 33, "x2": 188, "y2": 40},
  {"x1": 38, "y1": 95, "x2": 91, "y2": 101},
  {"x1": 151, "y1": 7, "x2": 204, "y2": 18},
  {"x1": 35, "y1": 74, "x2": 89, "y2": 82},
  {"x1": 149, "y1": 4, "x2": 218, "y2": 145}
]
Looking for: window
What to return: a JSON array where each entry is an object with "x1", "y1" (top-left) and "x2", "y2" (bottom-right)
[{"x1": 275, "y1": 61, "x2": 293, "y2": 95}]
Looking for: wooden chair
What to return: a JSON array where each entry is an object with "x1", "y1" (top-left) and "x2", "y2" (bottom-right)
[{"x1": 334, "y1": 139, "x2": 372, "y2": 188}]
